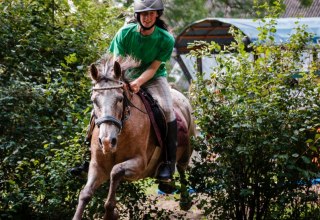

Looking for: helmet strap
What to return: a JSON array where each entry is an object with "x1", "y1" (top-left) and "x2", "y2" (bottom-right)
[{"x1": 140, "y1": 22, "x2": 155, "y2": 31}]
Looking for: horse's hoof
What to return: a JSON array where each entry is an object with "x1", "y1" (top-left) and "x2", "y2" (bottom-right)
[
  {"x1": 179, "y1": 200, "x2": 192, "y2": 211},
  {"x1": 158, "y1": 181, "x2": 176, "y2": 194},
  {"x1": 104, "y1": 211, "x2": 119, "y2": 220}
]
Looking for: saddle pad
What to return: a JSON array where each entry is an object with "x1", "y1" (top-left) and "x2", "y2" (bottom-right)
[{"x1": 175, "y1": 111, "x2": 189, "y2": 148}]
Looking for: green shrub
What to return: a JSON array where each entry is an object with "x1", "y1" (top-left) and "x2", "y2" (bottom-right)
[
  {"x1": 189, "y1": 3, "x2": 320, "y2": 219},
  {"x1": 0, "y1": 0, "x2": 124, "y2": 218}
]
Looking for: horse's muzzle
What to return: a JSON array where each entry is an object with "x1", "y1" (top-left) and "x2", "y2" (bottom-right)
[{"x1": 99, "y1": 136, "x2": 118, "y2": 152}]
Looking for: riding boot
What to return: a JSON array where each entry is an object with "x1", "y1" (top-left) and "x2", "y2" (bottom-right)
[
  {"x1": 69, "y1": 160, "x2": 89, "y2": 176},
  {"x1": 68, "y1": 111, "x2": 95, "y2": 176},
  {"x1": 157, "y1": 120, "x2": 177, "y2": 181}
]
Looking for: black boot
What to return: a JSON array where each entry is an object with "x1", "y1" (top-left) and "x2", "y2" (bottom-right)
[
  {"x1": 158, "y1": 120, "x2": 177, "y2": 181},
  {"x1": 69, "y1": 161, "x2": 89, "y2": 176},
  {"x1": 68, "y1": 111, "x2": 94, "y2": 176}
]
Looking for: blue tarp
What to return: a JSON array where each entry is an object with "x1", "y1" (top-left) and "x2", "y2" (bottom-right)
[{"x1": 206, "y1": 17, "x2": 320, "y2": 44}]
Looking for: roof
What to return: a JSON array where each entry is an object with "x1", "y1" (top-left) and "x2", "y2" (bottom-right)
[
  {"x1": 283, "y1": 0, "x2": 320, "y2": 17},
  {"x1": 175, "y1": 17, "x2": 320, "y2": 55}
]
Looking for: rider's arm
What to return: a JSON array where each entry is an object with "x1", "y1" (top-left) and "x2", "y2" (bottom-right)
[{"x1": 129, "y1": 60, "x2": 161, "y2": 93}]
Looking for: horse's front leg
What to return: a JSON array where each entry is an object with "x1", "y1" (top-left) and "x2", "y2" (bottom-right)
[
  {"x1": 104, "y1": 157, "x2": 144, "y2": 220},
  {"x1": 73, "y1": 163, "x2": 108, "y2": 220}
]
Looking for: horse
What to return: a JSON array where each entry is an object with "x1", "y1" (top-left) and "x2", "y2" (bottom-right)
[{"x1": 73, "y1": 54, "x2": 195, "y2": 220}]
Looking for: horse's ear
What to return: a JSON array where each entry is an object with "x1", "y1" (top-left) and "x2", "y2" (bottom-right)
[
  {"x1": 90, "y1": 64, "x2": 99, "y2": 81},
  {"x1": 114, "y1": 61, "x2": 122, "y2": 79}
]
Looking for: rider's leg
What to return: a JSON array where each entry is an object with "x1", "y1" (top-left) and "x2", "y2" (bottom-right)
[
  {"x1": 69, "y1": 111, "x2": 95, "y2": 176},
  {"x1": 143, "y1": 77, "x2": 177, "y2": 181},
  {"x1": 69, "y1": 158, "x2": 90, "y2": 176},
  {"x1": 158, "y1": 119, "x2": 177, "y2": 180}
]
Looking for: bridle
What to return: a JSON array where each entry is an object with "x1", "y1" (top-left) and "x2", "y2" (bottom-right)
[
  {"x1": 92, "y1": 76, "x2": 127, "y2": 133},
  {"x1": 91, "y1": 76, "x2": 146, "y2": 133}
]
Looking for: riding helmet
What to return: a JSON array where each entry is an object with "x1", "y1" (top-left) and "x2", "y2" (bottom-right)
[{"x1": 134, "y1": 0, "x2": 164, "y2": 13}]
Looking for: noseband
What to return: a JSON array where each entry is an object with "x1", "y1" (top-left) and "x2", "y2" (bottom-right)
[
  {"x1": 95, "y1": 115, "x2": 123, "y2": 131},
  {"x1": 92, "y1": 77, "x2": 127, "y2": 132}
]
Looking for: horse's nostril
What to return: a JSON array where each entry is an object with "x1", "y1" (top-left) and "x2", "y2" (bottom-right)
[
  {"x1": 111, "y1": 138, "x2": 117, "y2": 147},
  {"x1": 99, "y1": 138, "x2": 103, "y2": 146}
]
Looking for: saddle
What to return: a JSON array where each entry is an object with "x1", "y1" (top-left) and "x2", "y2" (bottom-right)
[
  {"x1": 137, "y1": 88, "x2": 188, "y2": 149},
  {"x1": 137, "y1": 89, "x2": 167, "y2": 149}
]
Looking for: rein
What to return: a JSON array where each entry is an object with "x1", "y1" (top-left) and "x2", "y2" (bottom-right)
[{"x1": 92, "y1": 77, "x2": 146, "y2": 131}]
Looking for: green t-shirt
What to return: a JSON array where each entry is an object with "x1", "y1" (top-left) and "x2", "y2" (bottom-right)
[{"x1": 109, "y1": 23, "x2": 175, "y2": 80}]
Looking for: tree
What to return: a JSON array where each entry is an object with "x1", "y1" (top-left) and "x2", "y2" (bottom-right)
[{"x1": 164, "y1": 0, "x2": 209, "y2": 34}]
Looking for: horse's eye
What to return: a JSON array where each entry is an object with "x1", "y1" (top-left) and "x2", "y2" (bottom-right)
[
  {"x1": 91, "y1": 94, "x2": 97, "y2": 102},
  {"x1": 91, "y1": 94, "x2": 100, "y2": 107},
  {"x1": 118, "y1": 96, "x2": 123, "y2": 103}
]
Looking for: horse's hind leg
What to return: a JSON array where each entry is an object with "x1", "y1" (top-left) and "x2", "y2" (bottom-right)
[
  {"x1": 177, "y1": 165, "x2": 193, "y2": 211},
  {"x1": 73, "y1": 164, "x2": 108, "y2": 220},
  {"x1": 177, "y1": 141, "x2": 193, "y2": 211}
]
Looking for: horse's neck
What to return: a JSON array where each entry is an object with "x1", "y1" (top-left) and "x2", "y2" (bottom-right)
[
  {"x1": 119, "y1": 91, "x2": 153, "y2": 147},
  {"x1": 126, "y1": 91, "x2": 144, "y2": 111},
  {"x1": 134, "y1": 93, "x2": 148, "y2": 112},
  {"x1": 122, "y1": 91, "x2": 148, "y2": 125}
]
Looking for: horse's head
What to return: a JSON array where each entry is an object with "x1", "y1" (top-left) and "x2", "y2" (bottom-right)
[
  {"x1": 89, "y1": 54, "x2": 139, "y2": 153},
  {"x1": 89, "y1": 55, "x2": 125, "y2": 153}
]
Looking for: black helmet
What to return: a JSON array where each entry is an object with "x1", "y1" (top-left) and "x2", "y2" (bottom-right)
[{"x1": 134, "y1": 0, "x2": 164, "y2": 13}]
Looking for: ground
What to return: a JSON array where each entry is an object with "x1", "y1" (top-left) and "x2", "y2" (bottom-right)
[
  {"x1": 152, "y1": 193, "x2": 203, "y2": 219},
  {"x1": 143, "y1": 183, "x2": 320, "y2": 220}
]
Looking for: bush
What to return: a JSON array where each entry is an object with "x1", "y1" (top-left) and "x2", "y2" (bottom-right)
[
  {"x1": 189, "y1": 4, "x2": 320, "y2": 219},
  {"x1": 0, "y1": 0, "x2": 125, "y2": 218}
]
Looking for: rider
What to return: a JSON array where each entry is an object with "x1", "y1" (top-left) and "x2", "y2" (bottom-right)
[
  {"x1": 109, "y1": 0, "x2": 177, "y2": 181},
  {"x1": 69, "y1": 0, "x2": 177, "y2": 181}
]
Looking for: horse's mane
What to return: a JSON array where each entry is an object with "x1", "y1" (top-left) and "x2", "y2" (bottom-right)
[
  {"x1": 92, "y1": 53, "x2": 140, "y2": 81},
  {"x1": 115, "y1": 55, "x2": 140, "y2": 73}
]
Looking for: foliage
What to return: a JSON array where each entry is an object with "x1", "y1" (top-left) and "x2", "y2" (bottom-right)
[
  {"x1": 205, "y1": 0, "x2": 314, "y2": 19},
  {"x1": 0, "y1": 0, "x2": 126, "y2": 218},
  {"x1": 206, "y1": 0, "x2": 272, "y2": 18},
  {"x1": 2, "y1": 0, "x2": 319, "y2": 219},
  {"x1": 164, "y1": 0, "x2": 209, "y2": 34},
  {"x1": 114, "y1": 0, "x2": 315, "y2": 34},
  {"x1": 189, "y1": 1, "x2": 320, "y2": 219},
  {"x1": 0, "y1": 1, "x2": 189, "y2": 219},
  {"x1": 166, "y1": 0, "x2": 314, "y2": 34}
]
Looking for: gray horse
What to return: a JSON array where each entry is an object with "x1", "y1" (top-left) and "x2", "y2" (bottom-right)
[{"x1": 73, "y1": 54, "x2": 195, "y2": 220}]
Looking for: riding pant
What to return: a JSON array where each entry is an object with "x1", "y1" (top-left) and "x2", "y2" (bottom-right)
[{"x1": 142, "y1": 77, "x2": 175, "y2": 123}]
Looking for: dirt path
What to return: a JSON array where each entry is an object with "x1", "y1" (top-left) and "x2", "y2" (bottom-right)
[{"x1": 155, "y1": 195, "x2": 203, "y2": 219}]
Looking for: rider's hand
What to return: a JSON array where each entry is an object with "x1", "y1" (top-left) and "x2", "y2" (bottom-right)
[
  {"x1": 129, "y1": 79, "x2": 141, "y2": 93},
  {"x1": 123, "y1": 83, "x2": 129, "y2": 91}
]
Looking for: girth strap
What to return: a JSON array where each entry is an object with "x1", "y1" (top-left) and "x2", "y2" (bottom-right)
[{"x1": 95, "y1": 115, "x2": 122, "y2": 131}]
